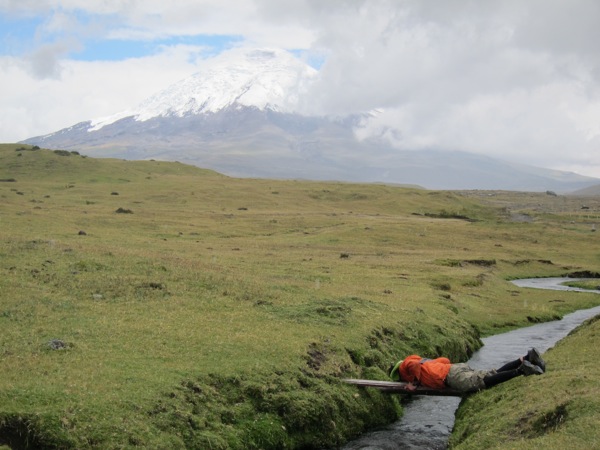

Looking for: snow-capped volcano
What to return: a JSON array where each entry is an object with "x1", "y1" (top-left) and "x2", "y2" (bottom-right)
[
  {"x1": 90, "y1": 48, "x2": 317, "y2": 131},
  {"x1": 22, "y1": 47, "x2": 600, "y2": 192}
]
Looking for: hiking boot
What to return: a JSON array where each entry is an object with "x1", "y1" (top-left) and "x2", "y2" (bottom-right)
[
  {"x1": 520, "y1": 359, "x2": 544, "y2": 376},
  {"x1": 526, "y1": 348, "x2": 546, "y2": 373}
]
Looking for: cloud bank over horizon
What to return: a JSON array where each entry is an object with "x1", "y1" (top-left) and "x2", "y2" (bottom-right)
[{"x1": 1, "y1": 0, "x2": 600, "y2": 177}]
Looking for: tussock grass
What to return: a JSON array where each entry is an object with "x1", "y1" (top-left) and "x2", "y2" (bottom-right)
[{"x1": 1, "y1": 144, "x2": 600, "y2": 448}]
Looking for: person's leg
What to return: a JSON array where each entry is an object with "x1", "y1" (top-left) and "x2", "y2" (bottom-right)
[
  {"x1": 484, "y1": 360, "x2": 543, "y2": 388},
  {"x1": 496, "y1": 358, "x2": 522, "y2": 372},
  {"x1": 483, "y1": 369, "x2": 520, "y2": 388},
  {"x1": 497, "y1": 348, "x2": 546, "y2": 373}
]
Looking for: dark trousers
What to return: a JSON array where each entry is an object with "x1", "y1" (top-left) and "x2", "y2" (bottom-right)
[{"x1": 483, "y1": 358, "x2": 522, "y2": 388}]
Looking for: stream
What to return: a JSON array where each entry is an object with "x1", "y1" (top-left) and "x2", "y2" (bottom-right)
[{"x1": 342, "y1": 278, "x2": 600, "y2": 450}]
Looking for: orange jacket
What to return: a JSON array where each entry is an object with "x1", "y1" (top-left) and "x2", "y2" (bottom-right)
[{"x1": 399, "y1": 355, "x2": 452, "y2": 389}]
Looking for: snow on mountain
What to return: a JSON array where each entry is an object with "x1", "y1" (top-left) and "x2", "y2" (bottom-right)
[{"x1": 89, "y1": 48, "x2": 318, "y2": 131}]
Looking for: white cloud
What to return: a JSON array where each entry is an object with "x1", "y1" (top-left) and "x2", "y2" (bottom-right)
[
  {"x1": 0, "y1": 45, "x2": 205, "y2": 140},
  {"x1": 27, "y1": 38, "x2": 82, "y2": 79},
  {"x1": 287, "y1": 0, "x2": 600, "y2": 177}
]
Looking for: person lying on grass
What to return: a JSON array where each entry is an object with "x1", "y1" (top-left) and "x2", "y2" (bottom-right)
[{"x1": 389, "y1": 348, "x2": 546, "y2": 393}]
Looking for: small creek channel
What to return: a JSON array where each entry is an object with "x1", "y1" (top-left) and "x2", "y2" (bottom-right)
[{"x1": 342, "y1": 278, "x2": 600, "y2": 450}]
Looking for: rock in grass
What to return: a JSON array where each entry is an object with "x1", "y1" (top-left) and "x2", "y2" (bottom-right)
[{"x1": 48, "y1": 339, "x2": 67, "y2": 350}]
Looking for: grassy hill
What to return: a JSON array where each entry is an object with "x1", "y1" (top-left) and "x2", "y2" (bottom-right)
[
  {"x1": 1, "y1": 143, "x2": 600, "y2": 449},
  {"x1": 569, "y1": 183, "x2": 600, "y2": 197}
]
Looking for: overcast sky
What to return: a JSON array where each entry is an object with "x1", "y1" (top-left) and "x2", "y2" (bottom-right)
[{"x1": 2, "y1": 0, "x2": 600, "y2": 177}]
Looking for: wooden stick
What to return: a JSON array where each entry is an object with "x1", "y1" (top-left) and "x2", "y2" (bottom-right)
[{"x1": 342, "y1": 378, "x2": 464, "y2": 396}]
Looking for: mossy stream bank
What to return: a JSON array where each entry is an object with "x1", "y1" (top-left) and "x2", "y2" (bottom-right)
[
  {"x1": 0, "y1": 318, "x2": 481, "y2": 449},
  {"x1": 142, "y1": 321, "x2": 482, "y2": 449}
]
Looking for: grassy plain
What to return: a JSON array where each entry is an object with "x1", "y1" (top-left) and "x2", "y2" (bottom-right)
[{"x1": 1, "y1": 144, "x2": 600, "y2": 449}]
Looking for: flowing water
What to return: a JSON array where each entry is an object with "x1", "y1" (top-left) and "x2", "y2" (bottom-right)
[{"x1": 342, "y1": 278, "x2": 600, "y2": 450}]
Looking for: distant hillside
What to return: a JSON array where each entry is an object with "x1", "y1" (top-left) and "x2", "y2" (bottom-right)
[
  {"x1": 569, "y1": 184, "x2": 600, "y2": 196},
  {"x1": 22, "y1": 109, "x2": 600, "y2": 194},
  {"x1": 0, "y1": 143, "x2": 222, "y2": 183}
]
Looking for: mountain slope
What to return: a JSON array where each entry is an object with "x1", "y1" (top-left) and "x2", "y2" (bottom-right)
[
  {"x1": 22, "y1": 48, "x2": 600, "y2": 193},
  {"x1": 569, "y1": 184, "x2": 600, "y2": 196}
]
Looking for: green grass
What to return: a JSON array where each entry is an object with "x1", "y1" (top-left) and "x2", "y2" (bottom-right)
[
  {"x1": 563, "y1": 280, "x2": 600, "y2": 290},
  {"x1": 1, "y1": 143, "x2": 600, "y2": 448}
]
